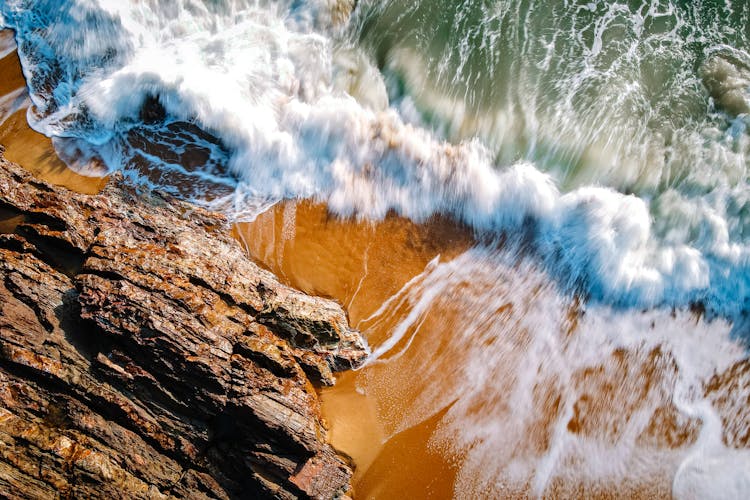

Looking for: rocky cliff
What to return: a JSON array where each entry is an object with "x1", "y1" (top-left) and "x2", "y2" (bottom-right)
[{"x1": 0, "y1": 150, "x2": 368, "y2": 499}]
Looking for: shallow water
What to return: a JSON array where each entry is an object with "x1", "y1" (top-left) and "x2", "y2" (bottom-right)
[
  {"x1": 0, "y1": 31, "x2": 106, "y2": 194},
  {"x1": 239, "y1": 201, "x2": 750, "y2": 498},
  {"x1": 2, "y1": 1, "x2": 750, "y2": 496}
]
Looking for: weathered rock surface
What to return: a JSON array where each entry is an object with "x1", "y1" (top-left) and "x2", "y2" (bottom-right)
[{"x1": 0, "y1": 150, "x2": 368, "y2": 499}]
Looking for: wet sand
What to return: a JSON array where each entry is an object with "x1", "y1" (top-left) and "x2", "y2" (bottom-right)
[
  {"x1": 234, "y1": 193, "x2": 750, "y2": 500},
  {"x1": 0, "y1": 31, "x2": 107, "y2": 194},
  {"x1": 3, "y1": 27, "x2": 749, "y2": 499},
  {"x1": 235, "y1": 201, "x2": 474, "y2": 494},
  {"x1": 236, "y1": 202, "x2": 703, "y2": 498}
]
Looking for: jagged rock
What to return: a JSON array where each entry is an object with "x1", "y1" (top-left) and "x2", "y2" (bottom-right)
[{"x1": 0, "y1": 151, "x2": 368, "y2": 499}]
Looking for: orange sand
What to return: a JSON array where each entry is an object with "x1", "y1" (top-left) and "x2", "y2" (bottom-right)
[
  {"x1": 3, "y1": 27, "x2": 748, "y2": 499},
  {"x1": 0, "y1": 31, "x2": 106, "y2": 194}
]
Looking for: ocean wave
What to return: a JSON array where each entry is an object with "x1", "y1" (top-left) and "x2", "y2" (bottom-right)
[{"x1": 2, "y1": 0, "x2": 750, "y2": 320}]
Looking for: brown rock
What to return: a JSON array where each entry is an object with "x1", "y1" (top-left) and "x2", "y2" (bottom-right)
[{"x1": 0, "y1": 151, "x2": 368, "y2": 499}]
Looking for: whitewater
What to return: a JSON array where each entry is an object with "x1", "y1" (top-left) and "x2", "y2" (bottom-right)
[
  {"x1": 3, "y1": 0, "x2": 750, "y2": 496},
  {"x1": 1, "y1": 0, "x2": 749, "y2": 318}
]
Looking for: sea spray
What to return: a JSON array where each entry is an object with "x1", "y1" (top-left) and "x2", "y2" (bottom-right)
[{"x1": 1, "y1": 0, "x2": 750, "y2": 319}]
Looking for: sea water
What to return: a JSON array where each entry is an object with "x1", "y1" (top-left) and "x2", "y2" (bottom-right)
[{"x1": 2, "y1": 0, "x2": 750, "y2": 496}]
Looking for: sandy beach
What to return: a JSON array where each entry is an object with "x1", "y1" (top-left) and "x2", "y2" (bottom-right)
[{"x1": 3, "y1": 0, "x2": 750, "y2": 495}]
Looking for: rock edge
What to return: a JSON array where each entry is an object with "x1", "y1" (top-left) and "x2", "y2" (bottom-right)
[{"x1": 0, "y1": 150, "x2": 368, "y2": 499}]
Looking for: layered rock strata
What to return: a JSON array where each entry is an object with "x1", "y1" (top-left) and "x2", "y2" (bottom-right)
[{"x1": 0, "y1": 150, "x2": 368, "y2": 499}]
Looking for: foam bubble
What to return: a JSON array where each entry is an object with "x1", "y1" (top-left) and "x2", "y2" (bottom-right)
[
  {"x1": 673, "y1": 449, "x2": 750, "y2": 500},
  {"x1": 2, "y1": 0, "x2": 750, "y2": 318},
  {"x1": 357, "y1": 246, "x2": 749, "y2": 496}
]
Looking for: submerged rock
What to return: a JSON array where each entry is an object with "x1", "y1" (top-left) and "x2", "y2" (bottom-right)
[{"x1": 0, "y1": 150, "x2": 368, "y2": 499}]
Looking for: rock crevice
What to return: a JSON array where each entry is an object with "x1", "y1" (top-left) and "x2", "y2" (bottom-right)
[{"x1": 0, "y1": 153, "x2": 368, "y2": 499}]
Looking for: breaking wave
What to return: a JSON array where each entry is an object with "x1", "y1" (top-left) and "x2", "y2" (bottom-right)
[{"x1": 2, "y1": 0, "x2": 750, "y2": 318}]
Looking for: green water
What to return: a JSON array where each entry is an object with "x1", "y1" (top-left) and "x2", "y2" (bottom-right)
[{"x1": 348, "y1": 0, "x2": 750, "y2": 194}]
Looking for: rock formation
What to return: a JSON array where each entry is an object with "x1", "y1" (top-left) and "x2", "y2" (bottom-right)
[{"x1": 0, "y1": 149, "x2": 368, "y2": 499}]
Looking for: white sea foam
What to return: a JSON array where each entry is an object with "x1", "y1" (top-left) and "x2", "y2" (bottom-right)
[
  {"x1": 1, "y1": 0, "x2": 750, "y2": 316},
  {"x1": 0, "y1": 87, "x2": 28, "y2": 125},
  {"x1": 359, "y1": 247, "x2": 750, "y2": 497},
  {"x1": 2, "y1": 1, "x2": 749, "y2": 494}
]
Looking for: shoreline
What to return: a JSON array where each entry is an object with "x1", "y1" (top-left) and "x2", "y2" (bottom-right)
[
  {"x1": 3, "y1": 23, "x2": 750, "y2": 498},
  {"x1": 0, "y1": 34, "x2": 467, "y2": 494},
  {"x1": 0, "y1": 32, "x2": 107, "y2": 195}
]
